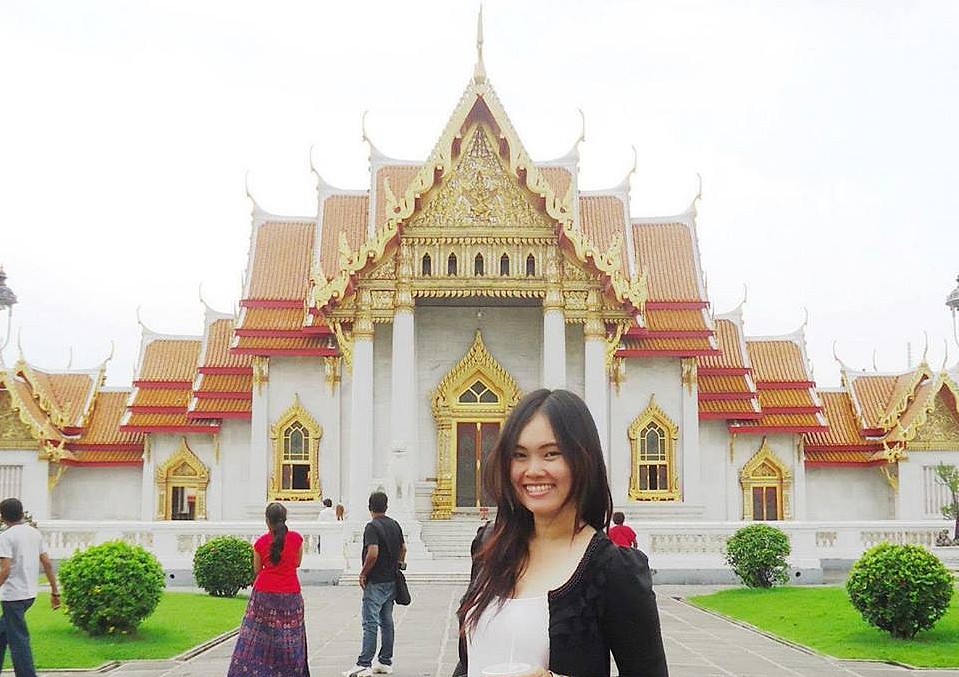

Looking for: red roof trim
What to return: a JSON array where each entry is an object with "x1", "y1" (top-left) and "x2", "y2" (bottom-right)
[
  {"x1": 301, "y1": 325, "x2": 334, "y2": 335},
  {"x1": 755, "y1": 382, "x2": 816, "y2": 390},
  {"x1": 66, "y1": 443, "x2": 143, "y2": 452},
  {"x1": 235, "y1": 329, "x2": 314, "y2": 338},
  {"x1": 120, "y1": 424, "x2": 219, "y2": 434},
  {"x1": 644, "y1": 301, "x2": 710, "y2": 310},
  {"x1": 129, "y1": 406, "x2": 188, "y2": 414},
  {"x1": 761, "y1": 406, "x2": 823, "y2": 415},
  {"x1": 132, "y1": 381, "x2": 192, "y2": 390},
  {"x1": 804, "y1": 444, "x2": 883, "y2": 453},
  {"x1": 239, "y1": 299, "x2": 303, "y2": 309},
  {"x1": 805, "y1": 460, "x2": 887, "y2": 468},
  {"x1": 61, "y1": 460, "x2": 144, "y2": 467},
  {"x1": 730, "y1": 425, "x2": 829, "y2": 434},
  {"x1": 198, "y1": 367, "x2": 252, "y2": 376},
  {"x1": 186, "y1": 411, "x2": 252, "y2": 421}
]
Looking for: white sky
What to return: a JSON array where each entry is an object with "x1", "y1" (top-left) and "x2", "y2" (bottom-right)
[{"x1": 1, "y1": 0, "x2": 958, "y2": 387}]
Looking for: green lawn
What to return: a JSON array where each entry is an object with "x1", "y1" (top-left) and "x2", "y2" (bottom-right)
[
  {"x1": 690, "y1": 587, "x2": 959, "y2": 668},
  {"x1": 8, "y1": 592, "x2": 248, "y2": 670}
]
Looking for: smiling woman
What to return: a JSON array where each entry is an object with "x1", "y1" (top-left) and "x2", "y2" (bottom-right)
[{"x1": 453, "y1": 389, "x2": 668, "y2": 677}]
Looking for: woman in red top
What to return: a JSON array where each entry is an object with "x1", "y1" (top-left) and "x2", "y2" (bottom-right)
[{"x1": 227, "y1": 502, "x2": 310, "y2": 676}]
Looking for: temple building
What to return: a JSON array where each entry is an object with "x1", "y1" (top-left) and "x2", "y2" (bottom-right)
[{"x1": 2, "y1": 34, "x2": 958, "y2": 535}]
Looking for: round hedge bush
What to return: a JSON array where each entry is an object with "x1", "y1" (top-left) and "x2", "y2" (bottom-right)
[
  {"x1": 846, "y1": 543, "x2": 954, "y2": 639},
  {"x1": 724, "y1": 523, "x2": 791, "y2": 588},
  {"x1": 59, "y1": 540, "x2": 165, "y2": 635},
  {"x1": 193, "y1": 536, "x2": 255, "y2": 597}
]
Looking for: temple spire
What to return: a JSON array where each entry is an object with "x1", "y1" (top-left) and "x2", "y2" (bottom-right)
[{"x1": 473, "y1": 6, "x2": 486, "y2": 84}]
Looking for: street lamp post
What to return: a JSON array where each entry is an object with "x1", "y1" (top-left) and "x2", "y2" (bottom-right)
[{"x1": 0, "y1": 267, "x2": 17, "y2": 353}]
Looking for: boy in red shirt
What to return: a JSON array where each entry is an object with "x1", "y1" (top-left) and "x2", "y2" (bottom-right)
[{"x1": 608, "y1": 511, "x2": 637, "y2": 548}]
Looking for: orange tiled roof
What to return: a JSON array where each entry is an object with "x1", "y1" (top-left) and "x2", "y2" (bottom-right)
[
  {"x1": 632, "y1": 222, "x2": 703, "y2": 302},
  {"x1": 804, "y1": 449, "x2": 879, "y2": 464},
  {"x1": 375, "y1": 166, "x2": 419, "y2": 231},
  {"x1": 233, "y1": 335, "x2": 332, "y2": 353},
  {"x1": 699, "y1": 319, "x2": 748, "y2": 371},
  {"x1": 248, "y1": 222, "x2": 315, "y2": 300},
  {"x1": 645, "y1": 309, "x2": 710, "y2": 333},
  {"x1": 237, "y1": 308, "x2": 305, "y2": 333},
  {"x1": 758, "y1": 389, "x2": 819, "y2": 409},
  {"x1": 68, "y1": 448, "x2": 143, "y2": 464},
  {"x1": 25, "y1": 370, "x2": 97, "y2": 428},
  {"x1": 700, "y1": 375, "x2": 754, "y2": 394},
  {"x1": 746, "y1": 340, "x2": 811, "y2": 383},
  {"x1": 700, "y1": 399, "x2": 759, "y2": 414},
  {"x1": 190, "y1": 398, "x2": 252, "y2": 415},
  {"x1": 540, "y1": 167, "x2": 572, "y2": 201},
  {"x1": 203, "y1": 319, "x2": 254, "y2": 369},
  {"x1": 805, "y1": 391, "x2": 875, "y2": 449},
  {"x1": 138, "y1": 340, "x2": 201, "y2": 383},
  {"x1": 130, "y1": 389, "x2": 191, "y2": 409},
  {"x1": 848, "y1": 373, "x2": 898, "y2": 430},
  {"x1": 7, "y1": 378, "x2": 65, "y2": 442},
  {"x1": 580, "y1": 196, "x2": 628, "y2": 278},
  {"x1": 195, "y1": 374, "x2": 251, "y2": 393},
  {"x1": 122, "y1": 412, "x2": 214, "y2": 430},
  {"x1": 738, "y1": 413, "x2": 825, "y2": 429},
  {"x1": 318, "y1": 195, "x2": 370, "y2": 281},
  {"x1": 76, "y1": 390, "x2": 142, "y2": 447},
  {"x1": 619, "y1": 336, "x2": 715, "y2": 354}
]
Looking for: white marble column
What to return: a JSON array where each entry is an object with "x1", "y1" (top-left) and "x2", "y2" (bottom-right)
[
  {"x1": 390, "y1": 306, "x2": 416, "y2": 519},
  {"x1": 140, "y1": 436, "x2": 156, "y2": 520},
  {"x1": 348, "y1": 314, "x2": 375, "y2": 523},
  {"x1": 584, "y1": 320, "x2": 609, "y2": 465},
  {"x1": 680, "y1": 358, "x2": 702, "y2": 504},
  {"x1": 792, "y1": 437, "x2": 807, "y2": 520},
  {"x1": 542, "y1": 308, "x2": 567, "y2": 389},
  {"x1": 247, "y1": 357, "x2": 270, "y2": 516}
]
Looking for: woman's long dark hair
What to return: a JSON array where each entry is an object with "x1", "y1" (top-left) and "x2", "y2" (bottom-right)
[
  {"x1": 265, "y1": 502, "x2": 288, "y2": 565},
  {"x1": 458, "y1": 389, "x2": 613, "y2": 633}
]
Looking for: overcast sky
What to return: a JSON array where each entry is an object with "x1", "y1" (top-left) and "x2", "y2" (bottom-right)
[{"x1": 1, "y1": 0, "x2": 958, "y2": 387}]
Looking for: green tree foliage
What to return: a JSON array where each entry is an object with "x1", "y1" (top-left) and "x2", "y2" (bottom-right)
[
  {"x1": 935, "y1": 463, "x2": 959, "y2": 542},
  {"x1": 193, "y1": 536, "x2": 255, "y2": 597},
  {"x1": 846, "y1": 543, "x2": 955, "y2": 639},
  {"x1": 724, "y1": 524, "x2": 791, "y2": 588},
  {"x1": 59, "y1": 541, "x2": 165, "y2": 635}
]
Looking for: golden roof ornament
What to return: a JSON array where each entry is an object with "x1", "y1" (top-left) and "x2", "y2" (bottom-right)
[{"x1": 473, "y1": 6, "x2": 486, "y2": 84}]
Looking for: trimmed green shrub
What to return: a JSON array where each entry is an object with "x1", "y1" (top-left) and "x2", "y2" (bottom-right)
[
  {"x1": 724, "y1": 524, "x2": 791, "y2": 588},
  {"x1": 846, "y1": 543, "x2": 955, "y2": 639},
  {"x1": 59, "y1": 540, "x2": 165, "y2": 635},
  {"x1": 193, "y1": 536, "x2": 255, "y2": 597}
]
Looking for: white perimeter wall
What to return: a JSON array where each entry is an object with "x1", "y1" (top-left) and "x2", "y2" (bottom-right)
[
  {"x1": 806, "y1": 466, "x2": 893, "y2": 521},
  {"x1": 52, "y1": 465, "x2": 141, "y2": 520}
]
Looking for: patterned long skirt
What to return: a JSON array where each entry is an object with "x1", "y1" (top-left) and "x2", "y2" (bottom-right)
[{"x1": 227, "y1": 590, "x2": 310, "y2": 676}]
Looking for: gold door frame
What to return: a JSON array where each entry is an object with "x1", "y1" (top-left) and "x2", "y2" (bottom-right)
[
  {"x1": 431, "y1": 331, "x2": 521, "y2": 519},
  {"x1": 155, "y1": 438, "x2": 209, "y2": 520},
  {"x1": 740, "y1": 438, "x2": 792, "y2": 520}
]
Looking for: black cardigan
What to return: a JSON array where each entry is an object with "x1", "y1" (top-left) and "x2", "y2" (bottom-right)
[{"x1": 455, "y1": 532, "x2": 669, "y2": 677}]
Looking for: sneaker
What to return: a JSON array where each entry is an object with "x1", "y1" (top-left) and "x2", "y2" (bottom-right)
[
  {"x1": 373, "y1": 662, "x2": 394, "y2": 675},
  {"x1": 342, "y1": 666, "x2": 373, "y2": 677}
]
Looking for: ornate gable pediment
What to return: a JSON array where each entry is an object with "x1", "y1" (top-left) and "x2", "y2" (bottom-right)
[
  {"x1": 907, "y1": 381, "x2": 959, "y2": 451},
  {"x1": 432, "y1": 330, "x2": 521, "y2": 418},
  {"x1": 0, "y1": 391, "x2": 39, "y2": 449}
]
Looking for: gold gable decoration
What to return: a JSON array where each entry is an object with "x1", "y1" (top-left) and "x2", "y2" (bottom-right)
[
  {"x1": 740, "y1": 438, "x2": 792, "y2": 520},
  {"x1": 430, "y1": 330, "x2": 521, "y2": 519},
  {"x1": 627, "y1": 395, "x2": 681, "y2": 501},
  {"x1": 0, "y1": 391, "x2": 39, "y2": 450},
  {"x1": 269, "y1": 394, "x2": 323, "y2": 502},
  {"x1": 904, "y1": 377, "x2": 959, "y2": 451},
  {"x1": 155, "y1": 438, "x2": 210, "y2": 520}
]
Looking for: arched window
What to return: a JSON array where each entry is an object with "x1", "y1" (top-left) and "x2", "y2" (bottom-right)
[
  {"x1": 740, "y1": 440, "x2": 792, "y2": 520},
  {"x1": 448, "y1": 253, "x2": 458, "y2": 276},
  {"x1": 422, "y1": 253, "x2": 432, "y2": 277},
  {"x1": 474, "y1": 253, "x2": 485, "y2": 276},
  {"x1": 628, "y1": 396, "x2": 680, "y2": 500},
  {"x1": 525, "y1": 254, "x2": 536, "y2": 277},
  {"x1": 500, "y1": 253, "x2": 510, "y2": 276},
  {"x1": 270, "y1": 396, "x2": 323, "y2": 501},
  {"x1": 156, "y1": 440, "x2": 210, "y2": 520}
]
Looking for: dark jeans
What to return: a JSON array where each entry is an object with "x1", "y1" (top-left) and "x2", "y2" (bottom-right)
[
  {"x1": 357, "y1": 581, "x2": 395, "y2": 668},
  {"x1": 0, "y1": 598, "x2": 36, "y2": 677}
]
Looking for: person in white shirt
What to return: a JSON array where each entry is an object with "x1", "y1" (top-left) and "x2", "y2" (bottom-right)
[
  {"x1": 318, "y1": 498, "x2": 337, "y2": 522},
  {"x1": 0, "y1": 497, "x2": 60, "y2": 677}
]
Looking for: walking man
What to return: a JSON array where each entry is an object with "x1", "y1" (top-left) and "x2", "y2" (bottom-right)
[
  {"x1": 0, "y1": 498, "x2": 61, "y2": 676},
  {"x1": 343, "y1": 491, "x2": 406, "y2": 677}
]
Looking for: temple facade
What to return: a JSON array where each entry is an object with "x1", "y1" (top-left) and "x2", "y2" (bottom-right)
[{"x1": 2, "y1": 43, "x2": 959, "y2": 534}]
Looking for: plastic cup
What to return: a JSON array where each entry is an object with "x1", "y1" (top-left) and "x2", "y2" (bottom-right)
[{"x1": 481, "y1": 662, "x2": 532, "y2": 677}]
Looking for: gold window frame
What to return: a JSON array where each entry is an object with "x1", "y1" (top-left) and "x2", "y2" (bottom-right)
[
  {"x1": 628, "y1": 395, "x2": 681, "y2": 501},
  {"x1": 270, "y1": 395, "x2": 323, "y2": 502},
  {"x1": 155, "y1": 438, "x2": 209, "y2": 520}
]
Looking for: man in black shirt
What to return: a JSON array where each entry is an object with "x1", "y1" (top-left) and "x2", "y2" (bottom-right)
[{"x1": 342, "y1": 491, "x2": 406, "y2": 677}]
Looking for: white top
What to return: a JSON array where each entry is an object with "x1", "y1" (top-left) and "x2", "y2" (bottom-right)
[
  {"x1": 467, "y1": 595, "x2": 549, "y2": 677},
  {"x1": 0, "y1": 523, "x2": 47, "y2": 601},
  {"x1": 317, "y1": 506, "x2": 336, "y2": 522}
]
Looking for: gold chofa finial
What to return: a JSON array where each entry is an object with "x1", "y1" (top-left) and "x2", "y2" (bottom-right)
[{"x1": 474, "y1": 6, "x2": 486, "y2": 84}]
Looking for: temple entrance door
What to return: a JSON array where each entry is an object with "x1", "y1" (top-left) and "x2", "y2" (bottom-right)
[{"x1": 455, "y1": 421, "x2": 500, "y2": 508}]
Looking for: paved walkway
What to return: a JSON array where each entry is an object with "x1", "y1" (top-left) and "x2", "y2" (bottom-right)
[{"x1": 41, "y1": 585, "x2": 959, "y2": 677}]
